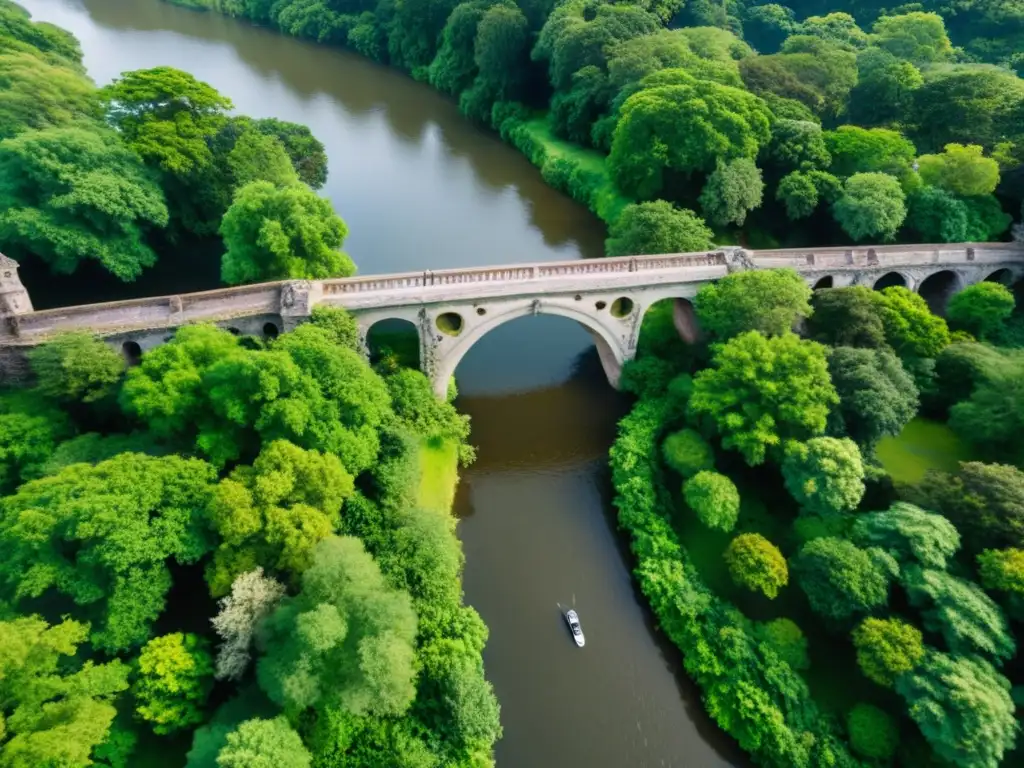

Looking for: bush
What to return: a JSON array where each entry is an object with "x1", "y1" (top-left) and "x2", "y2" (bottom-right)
[
  {"x1": 947, "y1": 281, "x2": 1015, "y2": 340},
  {"x1": 684, "y1": 471, "x2": 740, "y2": 532},
  {"x1": 847, "y1": 703, "x2": 898, "y2": 760},
  {"x1": 755, "y1": 618, "x2": 809, "y2": 670},
  {"x1": 852, "y1": 617, "x2": 924, "y2": 687},
  {"x1": 724, "y1": 533, "x2": 788, "y2": 598},
  {"x1": 661, "y1": 428, "x2": 714, "y2": 477}
]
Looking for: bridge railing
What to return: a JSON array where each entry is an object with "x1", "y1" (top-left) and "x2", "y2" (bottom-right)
[{"x1": 750, "y1": 243, "x2": 1024, "y2": 270}]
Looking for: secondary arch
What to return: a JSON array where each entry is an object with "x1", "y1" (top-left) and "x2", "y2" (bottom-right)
[
  {"x1": 365, "y1": 316, "x2": 421, "y2": 372},
  {"x1": 431, "y1": 302, "x2": 627, "y2": 396},
  {"x1": 918, "y1": 269, "x2": 961, "y2": 315},
  {"x1": 873, "y1": 272, "x2": 907, "y2": 290}
]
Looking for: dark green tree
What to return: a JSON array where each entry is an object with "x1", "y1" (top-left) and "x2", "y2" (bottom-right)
[
  {"x1": 694, "y1": 268, "x2": 812, "y2": 339},
  {"x1": 605, "y1": 201, "x2": 713, "y2": 256},
  {"x1": 27, "y1": 332, "x2": 124, "y2": 404},
  {"x1": 792, "y1": 537, "x2": 895, "y2": 621},
  {"x1": 827, "y1": 346, "x2": 918, "y2": 450}
]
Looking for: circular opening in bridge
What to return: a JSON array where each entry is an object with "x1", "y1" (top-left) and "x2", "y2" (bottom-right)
[
  {"x1": 813, "y1": 276, "x2": 834, "y2": 290},
  {"x1": 476, "y1": 307, "x2": 486, "y2": 316},
  {"x1": 986, "y1": 268, "x2": 1013, "y2": 286},
  {"x1": 263, "y1": 322, "x2": 279, "y2": 339},
  {"x1": 595, "y1": 300, "x2": 607, "y2": 311},
  {"x1": 918, "y1": 270, "x2": 961, "y2": 315},
  {"x1": 574, "y1": 294, "x2": 582, "y2": 301},
  {"x1": 226, "y1": 326, "x2": 241, "y2": 336},
  {"x1": 610, "y1": 297, "x2": 634, "y2": 318},
  {"x1": 873, "y1": 272, "x2": 906, "y2": 291},
  {"x1": 436, "y1": 312, "x2": 464, "y2": 336},
  {"x1": 122, "y1": 341, "x2": 142, "y2": 365}
]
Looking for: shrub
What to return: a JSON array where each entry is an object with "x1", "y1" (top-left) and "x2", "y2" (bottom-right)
[
  {"x1": 661, "y1": 428, "x2": 714, "y2": 477},
  {"x1": 684, "y1": 471, "x2": 740, "y2": 532},
  {"x1": 851, "y1": 617, "x2": 925, "y2": 687},
  {"x1": 724, "y1": 533, "x2": 788, "y2": 598},
  {"x1": 755, "y1": 618, "x2": 809, "y2": 670}
]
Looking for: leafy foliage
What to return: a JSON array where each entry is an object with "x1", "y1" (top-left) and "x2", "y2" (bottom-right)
[
  {"x1": 754, "y1": 618, "x2": 808, "y2": 670},
  {"x1": 689, "y1": 332, "x2": 837, "y2": 466},
  {"x1": 134, "y1": 633, "x2": 215, "y2": 734},
  {"x1": 661, "y1": 428, "x2": 714, "y2": 477},
  {"x1": 604, "y1": 200, "x2": 713, "y2": 256},
  {"x1": 792, "y1": 537, "x2": 894, "y2": 621},
  {"x1": 877, "y1": 286, "x2": 951, "y2": 359},
  {"x1": 847, "y1": 703, "x2": 898, "y2": 760},
  {"x1": 947, "y1": 282, "x2": 1015, "y2": 340},
  {"x1": 853, "y1": 502, "x2": 961, "y2": 570},
  {"x1": 832, "y1": 172, "x2": 906, "y2": 242},
  {"x1": 694, "y1": 268, "x2": 812, "y2": 340},
  {"x1": 256, "y1": 536, "x2": 418, "y2": 716},
  {"x1": 827, "y1": 346, "x2": 918, "y2": 450},
  {"x1": 211, "y1": 568, "x2": 286, "y2": 681},
  {"x1": 684, "y1": 470, "x2": 739, "y2": 532},
  {"x1": 724, "y1": 533, "x2": 788, "y2": 598},
  {"x1": 216, "y1": 717, "x2": 311, "y2": 768},
  {"x1": 698, "y1": 157, "x2": 764, "y2": 226},
  {"x1": 27, "y1": 332, "x2": 124, "y2": 404},
  {"x1": 782, "y1": 437, "x2": 865, "y2": 516},
  {"x1": 851, "y1": 617, "x2": 924, "y2": 688}
]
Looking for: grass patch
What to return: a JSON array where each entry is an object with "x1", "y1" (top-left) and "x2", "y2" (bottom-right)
[
  {"x1": 417, "y1": 438, "x2": 459, "y2": 514},
  {"x1": 875, "y1": 417, "x2": 973, "y2": 484},
  {"x1": 520, "y1": 115, "x2": 632, "y2": 224}
]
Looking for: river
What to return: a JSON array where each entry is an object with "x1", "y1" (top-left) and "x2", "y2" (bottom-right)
[{"x1": 18, "y1": 1, "x2": 744, "y2": 765}]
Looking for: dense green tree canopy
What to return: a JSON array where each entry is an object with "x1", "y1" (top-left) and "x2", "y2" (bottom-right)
[
  {"x1": 826, "y1": 346, "x2": 918, "y2": 450},
  {"x1": 0, "y1": 453, "x2": 216, "y2": 651},
  {"x1": 895, "y1": 652, "x2": 1017, "y2": 768},
  {"x1": 0, "y1": 49, "x2": 97, "y2": 139},
  {"x1": 946, "y1": 282, "x2": 1015, "y2": 340},
  {"x1": 782, "y1": 437, "x2": 865, "y2": 517},
  {"x1": 754, "y1": 618, "x2": 808, "y2": 670},
  {"x1": 871, "y1": 12, "x2": 952, "y2": 64},
  {"x1": 605, "y1": 201, "x2": 713, "y2": 256},
  {"x1": 832, "y1": 172, "x2": 907, "y2": 242},
  {"x1": 847, "y1": 703, "x2": 898, "y2": 761},
  {"x1": 134, "y1": 633, "x2": 215, "y2": 735},
  {"x1": 0, "y1": 616, "x2": 129, "y2": 768},
  {"x1": 0, "y1": 125, "x2": 168, "y2": 280},
  {"x1": 684, "y1": 470, "x2": 739, "y2": 532},
  {"x1": 724, "y1": 533, "x2": 788, "y2": 598},
  {"x1": 698, "y1": 157, "x2": 764, "y2": 226},
  {"x1": 0, "y1": 389, "x2": 71, "y2": 492},
  {"x1": 917, "y1": 143, "x2": 1000, "y2": 197},
  {"x1": 226, "y1": 130, "x2": 300, "y2": 189},
  {"x1": 807, "y1": 287, "x2": 888, "y2": 349},
  {"x1": 662, "y1": 428, "x2": 714, "y2": 477},
  {"x1": 689, "y1": 332, "x2": 838, "y2": 466},
  {"x1": 257, "y1": 536, "x2": 418, "y2": 716},
  {"x1": 694, "y1": 268, "x2": 812, "y2": 340},
  {"x1": 824, "y1": 126, "x2": 916, "y2": 178},
  {"x1": 220, "y1": 181, "x2": 354, "y2": 284},
  {"x1": 792, "y1": 537, "x2": 895, "y2": 621},
  {"x1": 853, "y1": 502, "x2": 960, "y2": 569},
  {"x1": 877, "y1": 286, "x2": 951, "y2": 359},
  {"x1": 851, "y1": 616, "x2": 924, "y2": 688},
  {"x1": 216, "y1": 717, "x2": 311, "y2": 768},
  {"x1": 27, "y1": 332, "x2": 124, "y2": 404}
]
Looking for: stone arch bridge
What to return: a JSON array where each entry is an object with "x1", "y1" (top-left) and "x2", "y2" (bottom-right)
[{"x1": 2, "y1": 244, "x2": 1023, "y2": 397}]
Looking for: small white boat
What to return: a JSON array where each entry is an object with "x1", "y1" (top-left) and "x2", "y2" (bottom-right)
[{"x1": 565, "y1": 609, "x2": 585, "y2": 647}]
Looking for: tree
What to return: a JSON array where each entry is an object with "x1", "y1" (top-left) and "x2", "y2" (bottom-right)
[
  {"x1": 724, "y1": 533, "x2": 788, "y2": 598},
  {"x1": 248, "y1": 117, "x2": 327, "y2": 189},
  {"x1": 0, "y1": 389, "x2": 72, "y2": 492},
  {"x1": 775, "y1": 171, "x2": 818, "y2": 220},
  {"x1": 754, "y1": 618, "x2": 808, "y2": 670},
  {"x1": 742, "y1": 4, "x2": 796, "y2": 53},
  {"x1": 807, "y1": 286, "x2": 888, "y2": 349},
  {"x1": 782, "y1": 437, "x2": 865, "y2": 516},
  {"x1": 978, "y1": 548, "x2": 1024, "y2": 620},
  {"x1": 949, "y1": 369, "x2": 1024, "y2": 465},
  {"x1": 799, "y1": 12, "x2": 867, "y2": 49},
  {"x1": 694, "y1": 269, "x2": 812, "y2": 339},
  {"x1": 309, "y1": 305, "x2": 361, "y2": 351},
  {"x1": 847, "y1": 703, "x2": 898, "y2": 761},
  {"x1": 605, "y1": 201, "x2": 713, "y2": 256},
  {"x1": 907, "y1": 185, "x2": 972, "y2": 243},
  {"x1": 847, "y1": 47, "x2": 922, "y2": 127},
  {"x1": 0, "y1": 453, "x2": 216, "y2": 651},
  {"x1": 895, "y1": 652, "x2": 1016, "y2": 768},
  {"x1": 608, "y1": 69, "x2": 772, "y2": 198},
  {"x1": 256, "y1": 536, "x2": 418, "y2": 716},
  {"x1": 211, "y1": 568, "x2": 286, "y2": 681},
  {"x1": 429, "y1": 2, "x2": 488, "y2": 96},
  {"x1": 689, "y1": 332, "x2": 838, "y2": 466},
  {"x1": 99, "y1": 66, "x2": 231, "y2": 176},
  {"x1": 851, "y1": 616, "x2": 924, "y2": 687},
  {"x1": 0, "y1": 49, "x2": 98, "y2": 139},
  {"x1": 908, "y1": 65, "x2": 1024, "y2": 153},
  {"x1": 824, "y1": 125, "x2": 917, "y2": 178},
  {"x1": 853, "y1": 502, "x2": 960, "y2": 569},
  {"x1": 472, "y1": 5, "x2": 530, "y2": 101},
  {"x1": 684, "y1": 471, "x2": 739, "y2": 532},
  {"x1": 662, "y1": 428, "x2": 714, "y2": 477},
  {"x1": 385, "y1": 369, "x2": 471, "y2": 447},
  {"x1": 908, "y1": 462, "x2": 1024, "y2": 553},
  {"x1": 903, "y1": 567, "x2": 1015, "y2": 661},
  {"x1": 220, "y1": 181, "x2": 354, "y2": 284},
  {"x1": 877, "y1": 286, "x2": 951, "y2": 359},
  {"x1": 871, "y1": 12, "x2": 952, "y2": 65},
  {"x1": 699, "y1": 158, "x2": 764, "y2": 227},
  {"x1": 216, "y1": 717, "x2": 311, "y2": 768},
  {"x1": 27, "y1": 332, "x2": 124, "y2": 403},
  {"x1": 134, "y1": 633, "x2": 215, "y2": 735},
  {"x1": 918, "y1": 144, "x2": 1000, "y2": 197},
  {"x1": 227, "y1": 130, "x2": 299, "y2": 188},
  {"x1": 947, "y1": 282, "x2": 1015, "y2": 340},
  {"x1": 205, "y1": 440, "x2": 355, "y2": 595},
  {"x1": 0, "y1": 125, "x2": 168, "y2": 280},
  {"x1": 832, "y1": 172, "x2": 907, "y2": 242},
  {"x1": 792, "y1": 538, "x2": 895, "y2": 621},
  {"x1": 0, "y1": 616, "x2": 129, "y2": 768},
  {"x1": 827, "y1": 347, "x2": 918, "y2": 450},
  {"x1": 761, "y1": 119, "x2": 831, "y2": 174}
]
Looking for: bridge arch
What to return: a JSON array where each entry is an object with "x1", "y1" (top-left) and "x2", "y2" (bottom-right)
[
  {"x1": 812, "y1": 275, "x2": 834, "y2": 290},
  {"x1": 430, "y1": 302, "x2": 628, "y2": 397},
  {"x1": 985, "y1": 268, "x2": 1014, "y2": 285},
  {"x1": 365, "y1": 316, "x2": 421, "y2": 371},
  {"x1": 873, "y1": 272, "x2": 908, "y2": 290},
  {"x1": 918, "y1": 269, "x2": 962, "y2": 314}
]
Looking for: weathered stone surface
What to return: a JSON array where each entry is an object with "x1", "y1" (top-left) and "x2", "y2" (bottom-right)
[{"x1": 3, "y1": 244, "x2": 1023, "y2": 395}]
